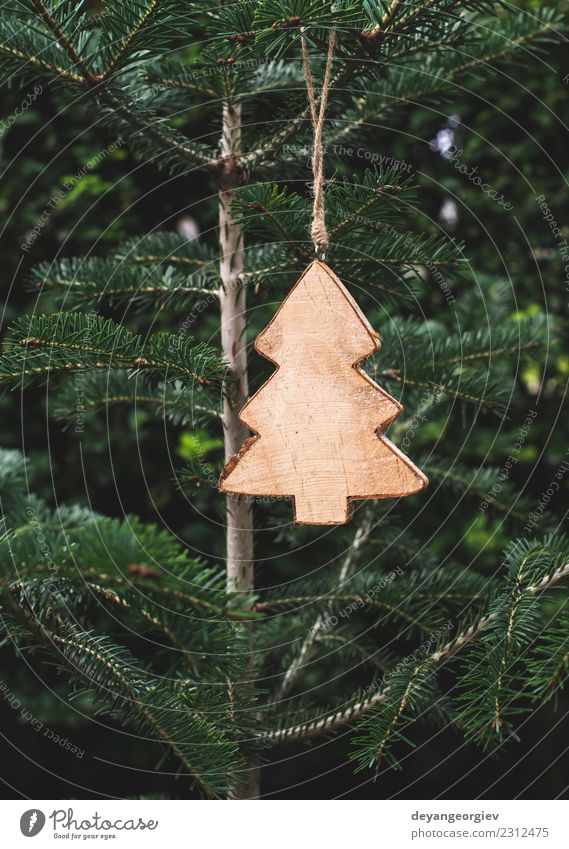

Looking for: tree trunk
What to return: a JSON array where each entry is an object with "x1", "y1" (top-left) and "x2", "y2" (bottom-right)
[{"x1": 218, "y1": 101, "x2": 259, "y2": 799}]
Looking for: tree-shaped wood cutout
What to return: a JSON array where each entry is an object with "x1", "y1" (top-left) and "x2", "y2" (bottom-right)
[{"x1": 219, "y1": 261, "x2": 428, "y2": 524}]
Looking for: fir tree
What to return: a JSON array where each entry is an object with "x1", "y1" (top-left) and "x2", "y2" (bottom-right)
[{"x1": 0, "y1": 1, "x2": 567, "y2": 799}]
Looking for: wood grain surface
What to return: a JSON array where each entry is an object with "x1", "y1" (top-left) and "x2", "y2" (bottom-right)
[{"x1": 219, "y1": 260, "x2": 428, "y2": 524}]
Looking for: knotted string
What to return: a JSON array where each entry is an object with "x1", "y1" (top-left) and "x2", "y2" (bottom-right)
[{"x1": 301, "y1": 28, "x2": 336, "y2": 258}]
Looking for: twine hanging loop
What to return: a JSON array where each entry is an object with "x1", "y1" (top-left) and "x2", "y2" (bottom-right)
[{"x1": 301, "y1": 28, "x2": 336, "y2": 258}]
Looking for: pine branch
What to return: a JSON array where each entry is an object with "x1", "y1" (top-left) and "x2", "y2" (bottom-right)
[
  {"x1": 51, "y1": 371, "x2": 219, "y2": 428},
  {"x1": 97, "y1": 87, "x2": 218, "y2": 173},
  {"x1": 260, "y1": 542, "x2": 569, "y2": 745},
  {"x1": 247, "y1": 7, "x2": 562, "y2": 172},
  {"x1": 372, "y1": 313, "x2": 546, "y2": 415},
  {"x1": 32, "y1": 256, "x2": 219, "y2": 311},
  {"x1": 0, "y1": 39, "x2": 83, "y2": 83},
  {"x1": 328, "y1": 9, "x2": 566, "y2": 147},
  {"x1": 3, "y1": 593, "x2": 242, "y2": 797},
  {"x1": 31, "y1": 0, "x2": 98, "y2": 83},
  {"x1": 0, "y1": 4, "x2": 217, "y2": 171},
  {"x1": 116, "y1": 232, "x2": 216, "y2": 267},
  {"x1": 455, "y1": 539, "x2": 568, "y2": 747},
  {"x1": 0, "y1": 313, "x2": 224, "y2": 388},
  {"x1": 0, "y1": 508, "x2": 256, "y2": 620},
  {"x1": 526, "y1": 607, "x2": 569, "y2": 701},
  {"x1": 258, "y1": 614, "x2": 485, "y2": 745},
  {"x1": 98, "y1": 0, "x2": 171, "y2": 79},
  {"x1": 351, "y1": 660, "x2": 438, "y2": 772}
]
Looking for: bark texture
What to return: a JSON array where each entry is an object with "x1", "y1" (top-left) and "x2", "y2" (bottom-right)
[
  {"x1": 218, "y1": 101, "x2": 259, "y2": 799},
  {"x1": 219, "y1": 102, "x2": 254, "y2": 595}
]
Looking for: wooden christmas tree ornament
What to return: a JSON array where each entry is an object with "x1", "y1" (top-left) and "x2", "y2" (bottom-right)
[
  {"x1": 219, "y1": 260, "x2": 428, "y2": 524},
  {"x1": 219, "y1": 31, "x2": 427, "y2": 524}
]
